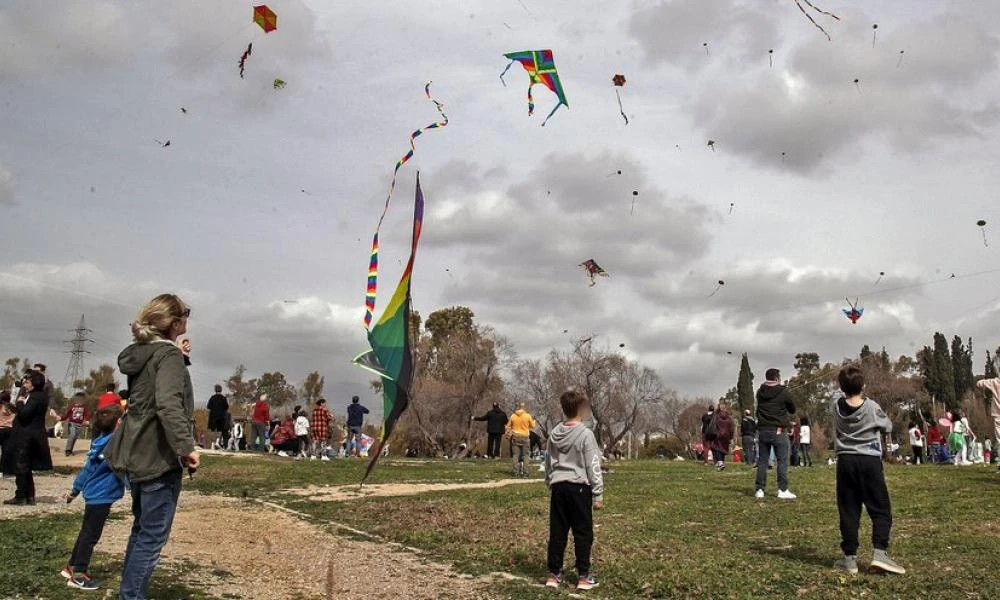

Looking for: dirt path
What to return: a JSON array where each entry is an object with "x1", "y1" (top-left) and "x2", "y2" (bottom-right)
[
  {"x1": 283, "y1": 478, "x2": 541, "y2": 502},
  {"x1": 97, "y1": 493, "x2": 503, "y2": 599}
]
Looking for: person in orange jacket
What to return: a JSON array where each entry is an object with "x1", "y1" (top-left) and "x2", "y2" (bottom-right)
[{"x1": 506, "y1": 402, "x2": 537, "y2": 477}]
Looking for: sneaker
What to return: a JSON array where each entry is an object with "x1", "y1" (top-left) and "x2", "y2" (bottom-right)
[
  {"x1": 277, "y1": 451, "x2": 289, "y2": 457},
  {"x1": 834, "y1": 555, "x2": 859, "y2": 574},
  {"x1": 544, "y1": 573, "x2": 562, "y2": 588},
  {"x1": 716, "y1": 461, "x2": 725, "y2": 471},
  {"x1": 309, "y1": 455, "x2": 317, "y2": 461},
  {"x1": 67, "y1": 574, "x2": 99, "y2": 591},
  {"x1": 871, "y1": 549, "x2": 906, "y2": 574},
  {"x1": 777, "y1": 489, "x2": 797, "y2": 500},
  {"x1": 320, "y1": 455, "x2": 330, "y2": 461},
  {"x1": 754, "y1": 489, "x2": 765, "y2": 499},
  {"x1": 577, "y1": 574, "x2": 599, "y2": 591},
  {"x1": 2, "y1": 497, "x2": 26, "y2": 506},
  {"x1": 60, "y1": 565, "x2": 74, "y2": 579}
]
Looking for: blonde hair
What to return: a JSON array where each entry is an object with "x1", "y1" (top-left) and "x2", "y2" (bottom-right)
[{"x1": 131, "y1": 293, "x2": 189, "y2": 343}]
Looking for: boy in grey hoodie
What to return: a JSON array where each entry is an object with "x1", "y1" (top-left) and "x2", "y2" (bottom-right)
[
  {"x1": 832, "y1": 365, "x2": 905, "y2": 575},
  {"x1": 544, "y1": 389, "x2": 604, "y2": 592}
]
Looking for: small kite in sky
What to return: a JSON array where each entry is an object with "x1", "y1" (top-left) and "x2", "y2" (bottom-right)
[
  {"x1": 792, "y1": 0, "x2": 840, "y2": 41},
  {"x1": 238, "y1": 43, "x2": 253, "y2": 79},
  {"x1": 631, "y1": 190, "x2": 639, "y2": 215},
  {"x1": 897, "y1": 50, "x2": 905, "y2": 68},
  {"x1": 875, "y1": 271, "x2": 885, "y2": 285},
  {"x1": 273, "y1": 78, "x2": 286, "y2": 90},
  {"x1": 978, "y1": 219, "x2": 989, "y2": 246},
  {"x1": 843, "y1": 298, "x2": 864, "y2": 324},
  {"x1": 729, "y1": 202, "x2": 735, "y2": 215},
  {"x1": 853, "y1": 78, "x2": 862, "y2": 94},
  {"x1": 180, "y1": 107, "x2": 188, "y2": 114},
  {"x1": 872, "y1": 24, "x2": 879, "y2": 48},
  {"x1": 500, "y1": 50, "x2": 568, "y2": 126},
  {"x1": 768, "y1": 49, "x2": 774, "y2": 68},
  {"x1": 708, "y1": 280, "x2": 725, "y2": 298},
  {"x1": 612, "y1": 74, "x2": 628, "y2": 125},
  {"x1": 707, "y1": 140, "x2": 716, "y2": 152},
  {"x1": 702, "y1": 42, "x2": 710, "y2": 56},
  {"x1": 253, "y1": 5, "x2": 278, "y2": 32},
  {"x1": 781, "y1": 151, "x2": 787, "y2": 162},
  {"x1": 154, "y1": 139, "x2": 171, "y2": 148},
  {"x1": 580, "y1": 259, "x2": 609, "y2": 286},
  {"x1": 605, "y1": 169, "x2": 622, "y2": 177}
]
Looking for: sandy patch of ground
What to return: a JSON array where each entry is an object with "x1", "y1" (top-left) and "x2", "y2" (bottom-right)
[
  {"x1": 0, "y1": 473, "x2": 85, "y2": 519},
  {"x1": 283, "y1": 478, "x2": 542, "y2": 502},
  {"x1": 99, "y1": 493, "x2": 501, "y2": 600}
]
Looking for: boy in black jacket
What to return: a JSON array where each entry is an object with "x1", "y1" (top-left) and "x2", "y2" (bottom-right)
[{"x1": 754, "y1": 368, "x2": 797, "y2": 500}]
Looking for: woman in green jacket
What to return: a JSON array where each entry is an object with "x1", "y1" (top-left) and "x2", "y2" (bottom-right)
[{"x1": 107, "y1": 293, "x2": 198, "y2": 600}]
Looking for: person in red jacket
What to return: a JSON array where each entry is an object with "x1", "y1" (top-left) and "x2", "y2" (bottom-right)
[
  {"x1": 61, "y1": 393, "x2": 90, "y2": 456},
  {"x1": 310, "y1": 399, "x2": 333, "y2": 460},
  {"x1": 97, "y1": 383, "x2": 120, "y2": 410},
  {"x1": 927, "y1": 423, "x2": 944, "y2": 463},
  {"x1": 251, "y1": 395, "x2": 270, "y2": 452}
]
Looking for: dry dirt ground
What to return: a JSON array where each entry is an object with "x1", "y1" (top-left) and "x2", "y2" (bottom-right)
[
  {"x1": 284, "y1": 478, "x2": 541, "y2": 502},
  {"x1": 0, "y1": 471, "x2": 515, "y2": 599}
]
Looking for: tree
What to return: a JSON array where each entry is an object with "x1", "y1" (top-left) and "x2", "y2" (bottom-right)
[
  {"x1": 300, "y1": 371, "x2": 325, "y2": 404},
  {"x1": 73, "y1": 364, "x2": 117, "y2": 399},
  {"x1": 736, "y1": 354, "x2": 754, "y2": 414},
  {"x1": 226, "y1": 364, "x2": 258, "y2": 412},
  {"x1": 1, "y1": 357, "x2": 31, "y2": 393},
  {"x1": 255, "y1": 371, "x2": 297, "y2": 409},
  {"x1": 919, "y1": 333, "x2": 956, "y2": 409},
  {"x1": 951, "y1": 336, "x2": 974, "y2": 405},
  {"x1": 986, "y1": 350, "x2": 998, "y2": 378}
]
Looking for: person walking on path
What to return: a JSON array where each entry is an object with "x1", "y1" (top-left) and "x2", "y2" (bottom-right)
[
  {"x1": 799, "y1": 416, "x2": 813, "y2": 467},
  {"x1": 832, "y1": 365, "x2": 905, "y2": 575},
  {"x1": 346, "y1": 396, "x2": 369, "y2": 456},
  {"x1": 206, "y1": 385, "x2": 229, "y2": 448},
  {"x1": 754, "y1": 368, "x2": 797, "y2": 500},
  {"x1": 708, "y1": 404, "x2": 735, "y2": 471},
  {"x1": 740, "y1": 409, "x2": 757, "y2": 465},
  {"x1": 472, "y1": 402, "x2": 508, "y2": 459},
  {"x1": 251, "y1": 394, "x2": 270, "y2": 452},
  {"x1": 61, "y1": 392, "x2": 91, "y2": 456},
  {"x1": 105, "y1": 293, "x2": 198, "y2": 599},
  {"x1": 544, "y1": 389, "x2": 604, "y2": 592},
  {"x1": 506, "y1": 402, "x2": 537, "y2": 477},
  {"x1": 700, "y1": 404, "x2": 715, "y2": 463},
  {"x1": 907, "y1": 422, "x2": 924, "y2": 465},
  {"x1": 310, "y1": 399, "x2": 333, "y2": 460},
  {"x1": 1, "y1": 370, "x2": 53, "y2": 505},
  {"x1": 62, "y1": 405, "x2": 126, "y2": 591}
]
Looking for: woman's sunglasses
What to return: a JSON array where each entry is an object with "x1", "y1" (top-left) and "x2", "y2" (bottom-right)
[{"x1": 180, "y1": 308, "x2": 191, "y2": 318}]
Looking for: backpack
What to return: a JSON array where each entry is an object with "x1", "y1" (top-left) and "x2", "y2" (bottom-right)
[{"x1": 705, "y1": 412, "x2": 719, "y2": 441}]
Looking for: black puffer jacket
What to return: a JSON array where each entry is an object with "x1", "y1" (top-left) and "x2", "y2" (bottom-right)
[
  {"x1": 756, "y1": 382, "x2": 796, "y2": 429},
  {"x1": 1, "y1": 390, "x2": 53, "y2": 474}
]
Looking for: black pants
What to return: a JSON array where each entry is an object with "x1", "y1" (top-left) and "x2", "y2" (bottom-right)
[
  {"x1": 912, "y1": 446, "x2": 924, "y2": 464},
  {"x1": 487, "y1": 433, "x2": 502, "y2": 458},
  {"x1": 547, "y1": 483, "x2": 594, "y2": 576},
  {"x1": 15, "y1": 471, "x2": 34, "y2": 500},
  {"x1": 837, "y1": 454, "x2": 892, "y2": 555},
  {"x1": 800, "y1": 443, "x2": 812, "y2": 467},
  {"x1": 70, "y1": 503, "x2": 112, "y2": 572}
]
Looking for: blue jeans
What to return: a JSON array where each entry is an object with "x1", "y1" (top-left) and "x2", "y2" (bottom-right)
[
  {"x1": 755, "y1": 428, "x2": 790, "y2": 492},
  {"x1": 347, "y1": 426, "x2": 363, "y2": 454},
  {"x1": 120, "y1": 470, "x2": 182, "y2": 599}
]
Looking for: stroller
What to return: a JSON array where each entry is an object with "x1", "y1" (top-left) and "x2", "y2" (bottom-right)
[{"x1": 933, "y1": 443, "x2": 953, "y2": 464}]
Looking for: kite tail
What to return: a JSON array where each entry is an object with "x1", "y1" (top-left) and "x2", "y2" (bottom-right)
[
  {"x1": 527, "y1": 83, "x2": 535, "y2": 115},
  {"x1": 615, "y1": 89, "x2": 628, "y2": 125},
  {"x1": 540, "y1": 101, "x2": 564, "y2": 127},
  {"x1": 363, "y1": 82, "x2": 448, "y2": 328},
  {"x1": 793, "y1": 0, "x2": 834, "y2": 41},
  {"x1": 499, "y1": 60, "x2": 515, "y2": 87},
  {"x1": 801, "y1": 0, "x2": 841, "y2": 21}
]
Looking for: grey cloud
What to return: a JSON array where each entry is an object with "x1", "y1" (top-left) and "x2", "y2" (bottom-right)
[{"x1": 0, "y1": 166, "x2": 13, "y2": 206}]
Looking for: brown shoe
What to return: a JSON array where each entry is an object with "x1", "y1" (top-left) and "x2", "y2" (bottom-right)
[{"x1": 3, "y1": 497, "x2": 27, "y2": 506}]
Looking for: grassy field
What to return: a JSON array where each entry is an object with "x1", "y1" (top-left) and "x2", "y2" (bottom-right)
[
  {"x1": 212, "y1": 455, "x2": 1000, "y2": 600},
  {"x1": 8, "y1": 455, "x2": 999, "y2": 599}
]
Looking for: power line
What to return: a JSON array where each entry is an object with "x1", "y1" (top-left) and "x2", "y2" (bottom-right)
[{"x1": 63, "y1": 314, "x2": 94, "y2": 389}]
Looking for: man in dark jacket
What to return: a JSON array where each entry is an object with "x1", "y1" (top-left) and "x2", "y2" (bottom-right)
[
  {"x1": 701, "y1": 405, "x2": 715, "y2": 463},
  {"x1": 346, "y1": 396, "x2": 369, "y2": 456},
  {"x1": 206, "y1": 384, "x2": 229, "y2": 448},
  {"x1": 472, "y1": 403, "x2": 508, "y2": 458},
  {"x1": 740, "y1": 409, "x2": 758, "y2": 465},
  {"x1": 754, "y1": 368, "x2": 797, "y2": 500}
]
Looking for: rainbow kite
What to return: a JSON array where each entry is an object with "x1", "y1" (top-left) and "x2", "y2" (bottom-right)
[
  {"x1": 363, "y1": 82, "x2": 448, "y2": 328},
  {"x1": 500, "y1": 50, "x2": 568, "y2": 126}
]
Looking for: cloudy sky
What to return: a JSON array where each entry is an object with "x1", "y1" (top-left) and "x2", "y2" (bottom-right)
[{"x1": 4, "y1": 0, "x2": 1000, "y2": 416}]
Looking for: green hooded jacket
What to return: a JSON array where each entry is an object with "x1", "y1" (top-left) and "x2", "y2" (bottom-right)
[{"x1": 106, "y1": 340, "x2": 195, "y2": 483}]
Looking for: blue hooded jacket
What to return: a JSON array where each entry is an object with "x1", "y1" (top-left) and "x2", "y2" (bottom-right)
[{"x1": 72, "y1": 432, "x2": 126, "y2": 505}]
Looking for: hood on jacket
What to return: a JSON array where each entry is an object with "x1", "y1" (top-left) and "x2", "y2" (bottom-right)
[
  {"x1": 757, "y1": 382, "x2": 786, "y2": 399},
  {"x1": 514, "y1": 408, "x2": 526, "y2": 416},
  {"x1": 118, "y1": 341, "x2": 172, "y2": 377},
  {"x1": 548, "y1": 422, "x2": 589, "y2": 454}
]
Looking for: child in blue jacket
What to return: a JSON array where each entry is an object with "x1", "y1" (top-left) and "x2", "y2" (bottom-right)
[{"x1": 62, "y1": 405, "x2": 125, "y2": 591}]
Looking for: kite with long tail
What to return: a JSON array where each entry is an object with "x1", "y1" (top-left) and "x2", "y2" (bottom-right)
[
  {"x1": 792, "y1": 0, "x2": 840, "y2": 41},
  {"x1": 364, "y1": 82, "x2": 448, "y2": 328},
  {"x1": 500, "y1": 49, "x2": 568, "y2": 126}
]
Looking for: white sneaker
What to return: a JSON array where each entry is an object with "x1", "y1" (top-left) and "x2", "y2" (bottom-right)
[
  {"x1": 777, "y1": 489, "x2": 797, "y2": 500},
  {"x1": 277, "y1": 451, "x2": 289, "y2": 457},
  {"x1": 754, "y1": 489, "x2": 765, "y2": 499},
  {"x1": 309, "y1": 455, "x2": 317, "y2": 461},
  {"x1": 320, "y1": 455, "x2": 330, "y2": 461}
]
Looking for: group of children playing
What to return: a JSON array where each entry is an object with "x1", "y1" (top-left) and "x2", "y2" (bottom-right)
[{"x1": 540, "y1": 364, "x2": 905, "y2": 591}]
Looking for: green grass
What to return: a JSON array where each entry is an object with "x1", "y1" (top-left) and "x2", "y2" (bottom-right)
[
  {"x1": 0, "y1": 511, "x2": 211, "y2": 599},
  {"x1": 274, "y1": 460, "x2": 1000, "y2": 599},
  {"x1": 184, "y1": 454, "x2": 535, "y2": 497}
]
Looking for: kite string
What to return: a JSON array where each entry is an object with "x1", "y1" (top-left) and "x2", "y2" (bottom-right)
[
  {"x1": 615, "y1": 89, "x2": 628, "y2": 125},
  {"x1": 792, "y1": 0, "x2": 835, "y2": 41},
  {"x1": 363, "y1": 82, "x2": 449, "y2": 328},
  {"x1": 801, "y1": 0, "x2": 841, "y2": 21},
  {"x1": 499, "y1": 60, "x2": 515, "y2": 87}
]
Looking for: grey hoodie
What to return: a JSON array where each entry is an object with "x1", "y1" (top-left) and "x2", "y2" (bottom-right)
[
  {"x1": 544, "y1": 422, "x2": 604, "y2": 503},
  {"x1": 833, "y1": 397, "x2": 892, "y2": 457}
]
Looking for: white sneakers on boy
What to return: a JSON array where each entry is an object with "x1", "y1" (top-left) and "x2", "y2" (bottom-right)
[
  {"x1": 754, "y1": 489, "x2": 765, "y2": 499},
  {"x1": 777, "y1": 489, "x2": 797, "y2": 500}
]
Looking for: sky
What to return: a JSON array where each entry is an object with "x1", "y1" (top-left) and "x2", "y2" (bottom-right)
[{"x1": 3, "y1": 0, "x2": 1000, "y2": 417}]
